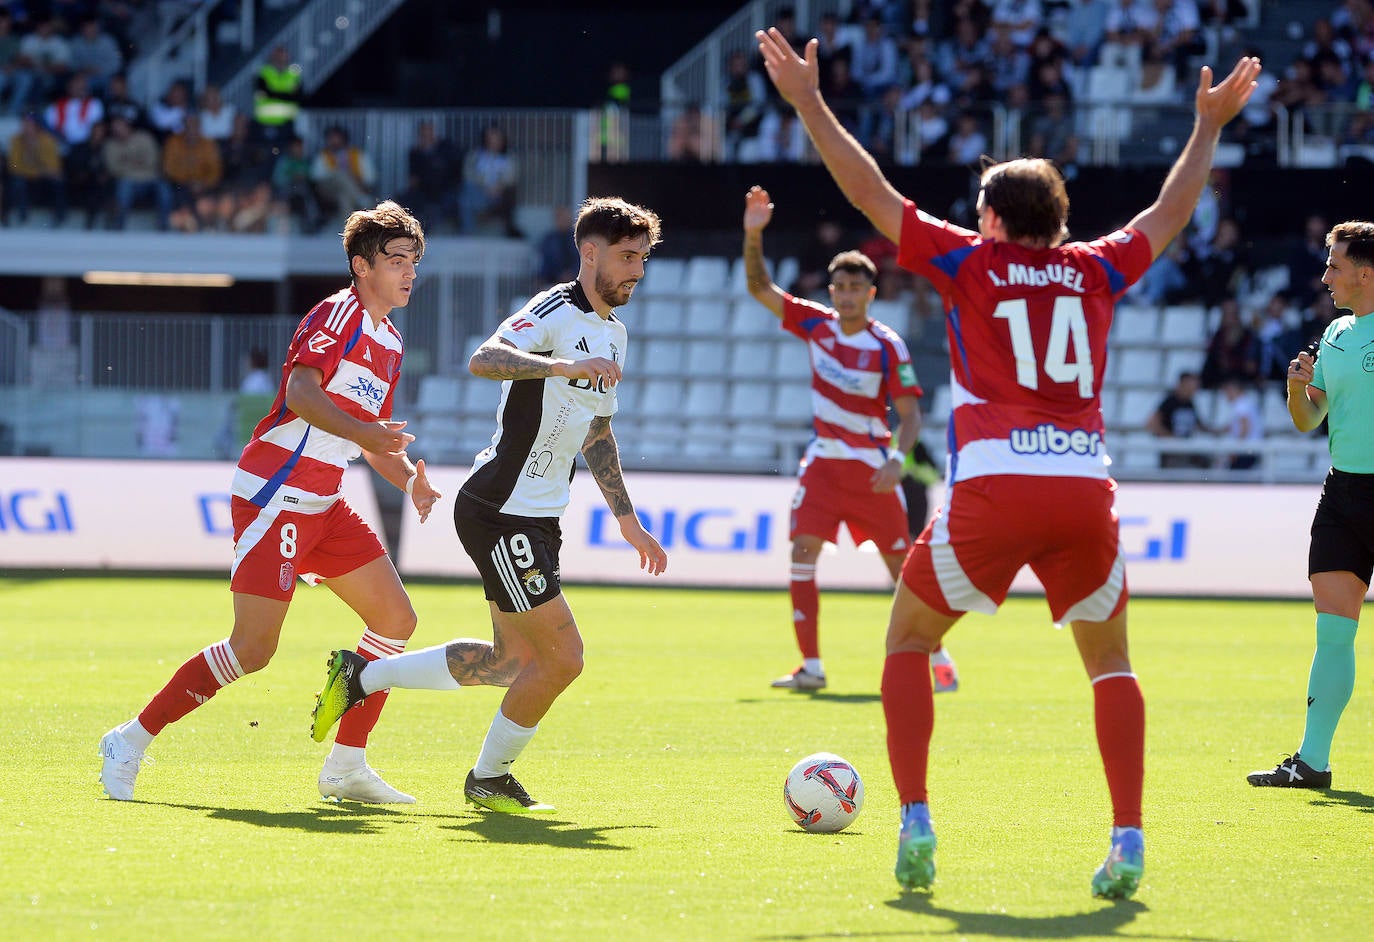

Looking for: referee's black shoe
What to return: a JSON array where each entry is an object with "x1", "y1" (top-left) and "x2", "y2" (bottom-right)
[{"x1": 1246, "y1": 753, "x2": 1331, "y2": 788}]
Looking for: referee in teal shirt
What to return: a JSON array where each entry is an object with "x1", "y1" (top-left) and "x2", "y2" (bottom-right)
[{"x1": 1249, "y1": 220, "x2": 1374, "y2": 788}]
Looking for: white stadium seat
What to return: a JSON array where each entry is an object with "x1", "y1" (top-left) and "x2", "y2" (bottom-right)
[
  {"x1": 643, "y1": 338, "x2": 686, "y2": 374},
  {"x1": 637, "y1": 379, "x2": 685, "y2": 418},
  {"x1": 1162, "y1": 348, "x2": 1204, "y2": 382},
  {"x1": 728, "y1": 298, "x2": 777, "y2": 337},
  {"x1": 867, "y1": 298, "x2": 910, "y2": 338},
  {"x1": 1114, "y1": 348, "x2": 1162, "y2": 386},
  {"x1": 682, "y1": 256, "x2": 730, "y2": 296},
  {"x1": 773, "y1": 340, "x2": 812, "y2": 379},
  {"x1": 683, "y1": 298, "x2": 730, "y2": 336},
  {"x1": 1110, "y1": 305, "x2": 1160, "y2": 345},
  {"x1": 685, "y1": 339, "x2": 729, "y2": 376},
  {"x1": 640, "y1": 258, "x2": 684, "y2": 297},
  {"x1": 1118, "y1": 389, "x2": 1160, "y2": 429},
  {"x1": 774, "y1": 381, "x2": 813, "y2": 421},
  {"x1": 683, "y1": 380, "x2": 727, "y2": 418},
  {"x1": 415, "y1": 375, "x2": 463, "y2": 415},
  {"x1": 1159, "y1": 305, "x2": 1208, "y2": 348},
  {"x1": 639, "y1": 298, "x2": 685, "y2": 338},
  {"x1": 727, "y1": 380, "x2": 775, "y2": 419},
  {"x1": 727, "y1": 339, "x2": 775, "y2": 376}
]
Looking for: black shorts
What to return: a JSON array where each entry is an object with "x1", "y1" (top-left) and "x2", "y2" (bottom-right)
[
  {"x1": 454, "y1": 489, "x2": 563, "y2": 613},
  {"x1": 1309, "y1": 468, "x2": 1374, "y2": 585}
]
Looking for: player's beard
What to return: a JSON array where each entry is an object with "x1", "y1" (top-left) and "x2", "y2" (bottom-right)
[{"x1": 594, "y1": 269, "x2": 635, "y2": 308}]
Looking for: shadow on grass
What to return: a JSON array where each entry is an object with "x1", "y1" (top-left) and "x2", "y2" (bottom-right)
[
  {"x1": 1309, "y1": 788, "x2": 1374, "y2": 813},
  {"x1": 148, "y1": 800, "x2": 427, "y2": 834},
  {"x1": 440, "y1": 814, "x2": 654, "y2": 850},
  {"x1": 879, "y1": 895, "x2": 1155, "y2": 939},
  {"x1": 737, "y1": 693, "x2": 882, "y2": 705}
]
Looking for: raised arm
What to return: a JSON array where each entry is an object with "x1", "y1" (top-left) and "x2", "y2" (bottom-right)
[
  {"x1": 743, "y1": 185, "x2": 786, "y2": 318},
  {"x1": 755, "y1": 28, "x2": 906, "y2": 243},
  {"x1": 1127, "y1": 57, "x2": 1261, "y2": 260}
]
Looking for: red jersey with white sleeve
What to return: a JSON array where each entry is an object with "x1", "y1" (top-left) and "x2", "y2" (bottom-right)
[
  {"x1": 895, "y1": 200, "x2": 1152, "y2": 483},
  {"x1": 232, "y1": 287, "x2": 403, "y2": 513},
  {"x1": 781, "y1": 294, "x2": 923, "y2": 470}
]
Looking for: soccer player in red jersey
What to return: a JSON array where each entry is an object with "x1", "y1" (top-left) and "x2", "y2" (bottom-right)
[
  {"x1": 757, "y1": 25, "x2": 1260, "y2": 897},
  {"x1": 99, "y1": 200, "x2": 442, "y2": 804},
  {"x1": 742, "y1": 186, "x2": 957, "y2": 694}
]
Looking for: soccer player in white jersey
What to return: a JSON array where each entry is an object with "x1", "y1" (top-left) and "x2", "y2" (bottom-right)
[
  {"x1": 311, "y1": 196, "x2": 668, "y2": 813},
  {"x1": 99, "y1": 201, "x2": 441, "y2": 804},
  {"x1": 757, "y1": 25, "x2": 1260, "y2": 898},
  {"x1": 742, "y1": 185, "x2": 957, "y2": 695}
]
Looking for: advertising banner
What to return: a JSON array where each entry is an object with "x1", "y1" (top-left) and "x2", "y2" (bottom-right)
[
  {"x1": 0, "y1": 458, "x2": 382, "y2": 571},
  {"x1": 398, "y1": 467, "x2": 1322, "y2": 600}
]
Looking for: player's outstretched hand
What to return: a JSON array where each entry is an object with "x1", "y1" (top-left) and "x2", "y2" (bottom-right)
[
  {"x1": 408, "y1": 458, "x2": 441, "y2": 524},
  {"x1": 744, "y1": 185, "x2": 774, "y2": 233},
  {"x1": 755, "y1": 27, "x2": 820, "y2": 108},
  {"x1": 363, "y1": 420, "x2": 415, "y2": 457},
  {"x1": 1195, "y1": 56, "x2": 1261, "y2": 130},
  {"x1": 619, "y1": 515, "x2": 668, "y2": 576}
]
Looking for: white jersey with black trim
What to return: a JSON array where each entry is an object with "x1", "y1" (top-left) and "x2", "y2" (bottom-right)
[{"x1": 462, "y1": 281, "x2": 625, "y2": 518}]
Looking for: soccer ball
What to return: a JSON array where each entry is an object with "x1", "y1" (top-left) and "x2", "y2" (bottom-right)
[{"x1": 784, "y1": 752, "x2": 864, "y2": 833}]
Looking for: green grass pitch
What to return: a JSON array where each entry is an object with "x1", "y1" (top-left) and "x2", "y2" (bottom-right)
[{"x1": 3, "y1": 575, "x2": 1371, "y2": 941}]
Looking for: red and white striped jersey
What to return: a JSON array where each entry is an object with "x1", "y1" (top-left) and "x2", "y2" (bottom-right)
[
  {"x1": 895, "y1": 199, "x2": 1153, "y2": 483},
  {"x1": 232, "y1": 287, "x2": 402, "y2": 512},
  {"x1": 781, "y1": 294, "x2": 923, "y2": 470}
]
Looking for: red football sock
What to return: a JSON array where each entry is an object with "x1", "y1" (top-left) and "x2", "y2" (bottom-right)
[
  {"x1": 335, "y1": 629, "x2": 407, "y2": 748},
  {"x1": 882, "y1": 650, "x2": 933, "y2": 805},
  {"x1": 789, "y1": 563, "x2": 820, "y2": 660},
  {"x1": 1092, "y1": 674, "x2": 1145, "y2": 828},
  {"x1": 138, "y1": 640, "x2": 242, "y2": 735}
]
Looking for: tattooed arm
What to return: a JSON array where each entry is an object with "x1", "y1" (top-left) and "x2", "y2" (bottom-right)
[
  {"x1": 582, "y1": 415, "x2": 668, "y2": 575},
  {"x1": 470, "y1": 337, "x2": 622, "y2": 386},
  {"x1": 742, "y1": 185, "x2": 786, "y2": 318}
]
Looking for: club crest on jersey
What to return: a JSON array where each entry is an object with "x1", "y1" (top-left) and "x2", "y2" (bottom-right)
[
  {"x1": 307, "y1": 331, "x2": 337, "y2": 355},
  {"x1": 858, "y1": 351, "x2": 873, "y2": 368},
  {"x1": 278, "y1": 562, "x2": 295, "y2": 592},
  {"x1": 1363, "y1": 351, "x2": 1374, "y2": 372},
  {"x1": 522, "y1": 568, "x2": 547, "y2": 595}
]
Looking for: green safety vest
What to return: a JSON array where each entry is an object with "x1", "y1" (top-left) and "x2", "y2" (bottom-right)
[{"x1": 254, "y1": 64, "x2": 301, "y2": 126}]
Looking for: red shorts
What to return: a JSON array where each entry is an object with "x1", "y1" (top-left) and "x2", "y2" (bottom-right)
[
  {"x1": 790, "y1": 457, "x2": 910, "y2": 555},
  {"x1": 230, "y1": 496, "x2": 387, "y2": 601},
  {"x1": 901, "y1": 475, "x2": 1127, "y2": 623}
]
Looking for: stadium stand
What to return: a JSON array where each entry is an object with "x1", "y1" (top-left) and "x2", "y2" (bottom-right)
[{"x1": 0, "y1": 0, "x2": 1345, "y2": 482}]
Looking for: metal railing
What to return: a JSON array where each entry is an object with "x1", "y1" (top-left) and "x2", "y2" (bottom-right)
[
  {"x1": 219, "y1": 0, "x2": 408, "y2": 113},
  {"x1": 660, "y1": 0, "x2": 848, "y2": 112},
  {"x1": 295, "y1": 109, "x2": 590, "y2": 211},
  {"x1": 0, "y1": 307, "x2": 29, "y2": 386}
]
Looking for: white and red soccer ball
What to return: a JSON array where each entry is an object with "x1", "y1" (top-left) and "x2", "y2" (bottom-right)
[{"x1": 784, "y1": 752, "x2": 864, "y2": 832}]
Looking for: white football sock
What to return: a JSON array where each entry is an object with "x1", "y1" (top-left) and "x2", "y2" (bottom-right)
[
  {"x1": 324, "y1": 743, "x2": 366, "y2": 769},
  {"x1": 472, "y1": 709, "x2": 537, "y2": 779},
  {"x1": 361, "y1": 643, "x2": 461, "y2": 695},
  {"x1": 803, "y1": 657, "x2": 824, "y2": 676},
  {"x1": 118, "y1": 718, "x2": 154, "y2": 752}
]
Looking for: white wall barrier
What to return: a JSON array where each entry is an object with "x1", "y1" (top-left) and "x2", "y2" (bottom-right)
[
  {"x1": 398, "y1": 466, "x2": 1324, "y2": 600},
  {"x1": 0, "y1": 458, "x2": 381, "y2": 571},
  {"x1": 0, "y1": 458, "x2": 1325, "y2": 599}
]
